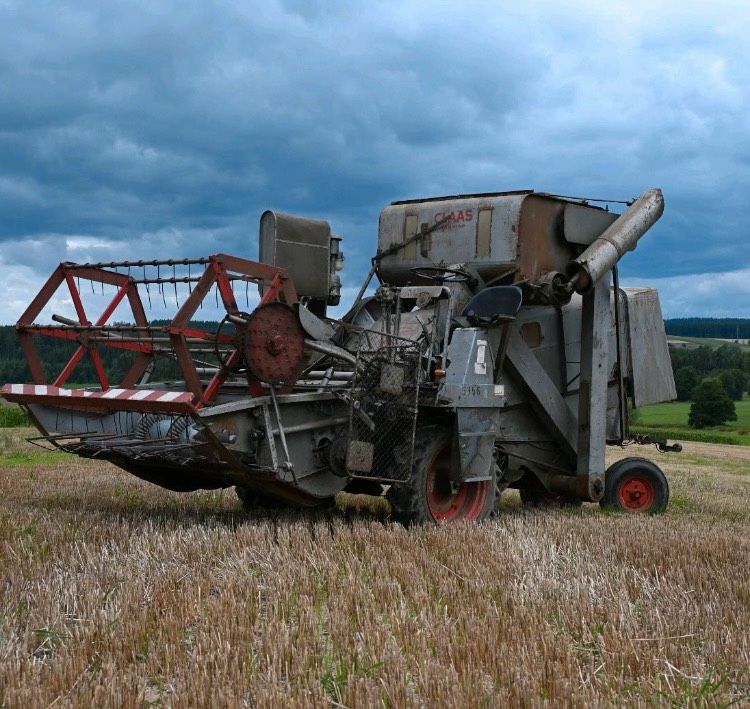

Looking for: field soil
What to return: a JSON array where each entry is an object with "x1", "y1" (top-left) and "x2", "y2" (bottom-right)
[
  {"x1": 676, "y1": 439, "x2": 750, "y2": 461},
  {"x1": 1, "y1": 428, "x2": 749, "y2": 707}
]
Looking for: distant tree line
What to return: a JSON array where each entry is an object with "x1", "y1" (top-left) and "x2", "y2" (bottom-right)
[
  {"x1": 2, "y1": 317, "x2": 748, "y2": 430},
  {"x1": 665, "y1": 318, "x2": 750, "y2": 340},
  {"x1": 669, "y1": 343, "x2": 749, "y2": 428},
  {"x1": 0, "y1": 322, "x2": 226, "y2": 386}
]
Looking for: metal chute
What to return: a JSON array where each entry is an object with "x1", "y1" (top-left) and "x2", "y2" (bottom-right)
[{"x1": 566, "y1": 188, "x2": 665, "y2": 292}]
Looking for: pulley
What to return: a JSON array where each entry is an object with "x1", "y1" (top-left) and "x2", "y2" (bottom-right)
[{"x1": 244, "y1": 302, "x2": 307, "y2": 385}]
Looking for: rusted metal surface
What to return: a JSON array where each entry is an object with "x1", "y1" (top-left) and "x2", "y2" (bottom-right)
[
  {"x1": 259, "y1": 211, "x2": 335, "y2": 308},
  {"x1": 245, "y1": 303, "x2": 307, "y2": 385},
  {"x1": 563, "y1": 202, "x2": 619, "y2": 246},
  {"x1": 575, "y1": 276, "x2": 611, "y2": 502},
  {"x1": 377, "y1": 191, "x2": 625, "y2": 288},
  {"x1": 377, "y1": 194, "x2": 524, "y2": 285},
  {"x1": 516, "y1": 195, "x2": 571, "y2": 283}
]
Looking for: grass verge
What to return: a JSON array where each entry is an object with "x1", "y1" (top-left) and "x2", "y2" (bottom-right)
[{"x1": 634, "y1": 399, "x2": 750, "y2": 446}]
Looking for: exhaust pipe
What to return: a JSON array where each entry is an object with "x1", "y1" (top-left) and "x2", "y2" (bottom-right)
[{"x1": 566, "y1": 188, "x2": 664, "y2": 293}]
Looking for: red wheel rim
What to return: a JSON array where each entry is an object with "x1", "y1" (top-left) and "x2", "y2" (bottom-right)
[
  {"x1": 617, "y1": 475, "x2": 656, "y2": 512},
  {"x1": 425, "y1": 444, "x2": 490, "y2": 523}
]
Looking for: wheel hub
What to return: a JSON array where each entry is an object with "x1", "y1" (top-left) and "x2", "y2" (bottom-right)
[
  {"x1": 245, "y1": 302, "x2": 306, "y2": 385},
  {"x1": 618, "y1": 475, "x2": 655, "y2": 512}
]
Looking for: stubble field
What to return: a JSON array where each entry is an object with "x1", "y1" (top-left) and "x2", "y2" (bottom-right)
[{"x1": 1, "y1": 427, "x2": 749, "y2": 707}]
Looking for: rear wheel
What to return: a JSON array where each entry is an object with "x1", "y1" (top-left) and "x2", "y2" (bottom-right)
[
  {"x1": 387, "y1": 427, "x2": 497, "y2": 525},
  {"x1": 600, "y1": 457, "x2": 669, "y2": 513}
]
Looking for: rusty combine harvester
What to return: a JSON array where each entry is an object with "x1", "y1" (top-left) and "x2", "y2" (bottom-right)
[{"x1": 2, "y1": 188, "x2": 680, "y2": 523}]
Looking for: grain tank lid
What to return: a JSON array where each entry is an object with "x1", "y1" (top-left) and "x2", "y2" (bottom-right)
[
  {"x1": 533, "y1": 191, "x2": 623, "y2": 206},
  {"x1": 390, "y1": 189, "x2": 533, "y2": 206},
  {"x1": 389, "y1": 190, "x2": 621, "y2": 210}
]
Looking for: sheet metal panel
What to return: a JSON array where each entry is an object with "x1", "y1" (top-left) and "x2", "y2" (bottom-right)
[
  {"x1": 259, "y1": 210, "x2": 331, "y2": 300},
  {"x1": 563, "y1": 203, "x2": 619, "y2": 245},
  {"x1": 378, "y1": 194, "x2": 524, "y2": 285},
  {"x1": 623, "y1": 287, "x2": 676, "y2": 406}
]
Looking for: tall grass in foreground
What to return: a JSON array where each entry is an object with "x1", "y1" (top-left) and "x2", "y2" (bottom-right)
[{"x1": 0, "y1": 428, "x2": 749, "y2": 706}]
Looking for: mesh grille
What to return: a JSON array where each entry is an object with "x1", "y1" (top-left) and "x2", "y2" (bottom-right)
[{"x1": 346, "y1": 342, "x2": 421, "y2": 483}]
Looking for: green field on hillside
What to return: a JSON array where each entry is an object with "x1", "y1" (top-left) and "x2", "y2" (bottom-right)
[
  {"x1": 632, "y1": 399, "x2": 750, "y2": 446},
  {"x1": 667, "y1": 335, "x2": 750, "y2": 351}
]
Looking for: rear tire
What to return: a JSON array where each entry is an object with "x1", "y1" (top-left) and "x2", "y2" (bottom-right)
[
  {"x1": 387, "y1": 427, "x2": 497, "y2": 526},
  {"x1": 600, "y1": 457, "x2": 669, "y2": 514}
]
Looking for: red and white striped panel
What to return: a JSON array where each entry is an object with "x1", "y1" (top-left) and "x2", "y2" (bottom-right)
[
  {"x1": 2, "y1": 383, "x2": 193, "y2": 404},
  {"x1": 1, "y1": 383, "x2": 196, "y2": 413}
]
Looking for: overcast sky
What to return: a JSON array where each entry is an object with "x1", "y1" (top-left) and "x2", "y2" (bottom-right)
[{"x1": 1, "y1": 0, "x2": 748, "y2": 323}]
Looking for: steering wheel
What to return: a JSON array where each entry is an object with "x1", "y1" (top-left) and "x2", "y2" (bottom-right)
[{"x1": 410, "y1": 266, "x2": 473, "y2": 284}]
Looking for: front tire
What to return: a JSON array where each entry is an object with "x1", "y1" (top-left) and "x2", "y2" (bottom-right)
[
  {"x1": 600, "y1": 457, "x2": 669, "y2": 513},
  {"x1": 387, "y1": 427, "x2": 497, "y2": 525}
]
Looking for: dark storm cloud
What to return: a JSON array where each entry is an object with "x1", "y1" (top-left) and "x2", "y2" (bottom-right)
[{"x1": 0, "y1": 0, "x2": 749, "y2": 320}]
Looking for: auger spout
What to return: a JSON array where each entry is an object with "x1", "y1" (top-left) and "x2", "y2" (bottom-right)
[{"x1": 567, "y1": 188, "x2": 665, "y2": 293}]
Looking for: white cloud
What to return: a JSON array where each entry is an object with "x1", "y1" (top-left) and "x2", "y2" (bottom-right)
[
  {"x1": 622, "y1": 268, "x2": 750, "y2": 318},
  {"x1": 0, "y1": 0, "x2": 748, "y2": 321}
]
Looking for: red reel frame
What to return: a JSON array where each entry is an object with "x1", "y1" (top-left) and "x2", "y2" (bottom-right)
[
  {"x1": 16, "y1": 263, "x2": 152, "y2": 390},
  {"x1": 15, "y1": 254, "x2": 298, "y2": 409}
]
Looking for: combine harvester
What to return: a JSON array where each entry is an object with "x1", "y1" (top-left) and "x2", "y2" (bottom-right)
[{"x1": 2, "y1": 188, "x2": 680, "y2": 524}]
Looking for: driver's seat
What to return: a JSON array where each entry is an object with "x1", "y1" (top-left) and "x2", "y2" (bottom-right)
[{"x1": 461, "y1": 286, "x2": 523, "y2": 327}]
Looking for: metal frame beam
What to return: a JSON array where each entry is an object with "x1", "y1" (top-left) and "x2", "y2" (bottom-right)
[
  {"x1": 505, "y1": 330, "x2": 578, "y2": 461},
  {"x1": 575, "y1": 275, "x2": 612, "y2": 500},
  {"x1": 12, "y1": 253, "x2": 298, "y2": 410}
]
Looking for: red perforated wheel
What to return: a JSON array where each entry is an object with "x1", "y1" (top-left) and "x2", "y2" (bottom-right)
[
  {"x1": 617, "y1": 476, "x2": 655, "y2": 511},
  {"x1": 244, "y1": 302, "x2": 306, "y2": 385},
  {"x1": 601, "y1": 457, "x2": 669, "y2": 514},
  {"x1": 424, "y1": 443, "x2": 492, "y2": 522},
  {"x1": 388, "y1": 427, "x2": 497, "y2": 525}
]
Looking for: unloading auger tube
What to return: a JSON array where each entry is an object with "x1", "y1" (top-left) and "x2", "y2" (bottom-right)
[
  {"x1": 2, "y1": 186, "x2": 680, "y2": 523},
  {"x1": 565, "y1": 188, "x2": 665, "y2": 293}
]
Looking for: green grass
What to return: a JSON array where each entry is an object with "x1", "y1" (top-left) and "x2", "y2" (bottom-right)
[
  {"x1": 0, "y1": 407, "x2": 30, "y2": 428},
  {"x1": 0, "y1": 452, "x2": 71, "y2": 467},
  {"x1": 632, "y1": 399, "x2": 750, "y2": 446}
]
